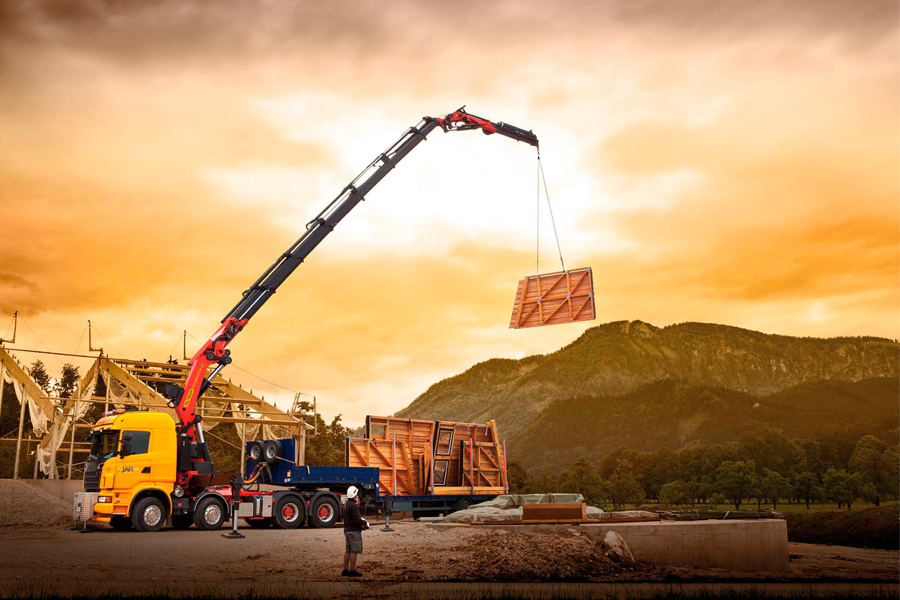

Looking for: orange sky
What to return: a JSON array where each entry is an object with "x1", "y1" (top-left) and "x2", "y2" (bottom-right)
[{"x1": 1, "y1": 1, "x2": 897, "y2": 425}]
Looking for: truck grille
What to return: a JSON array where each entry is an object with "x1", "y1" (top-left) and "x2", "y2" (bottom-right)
[{"x1": 83, "y1": 460, "x2": 101, "y2": 492}]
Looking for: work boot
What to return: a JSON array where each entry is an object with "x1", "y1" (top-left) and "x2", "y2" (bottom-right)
[
  {"x1": 341, "y1": 569, "x2": 350, "y2": 577},
  {"x1": 348, "y1": 570, "x2": 363, "y2": 577}
]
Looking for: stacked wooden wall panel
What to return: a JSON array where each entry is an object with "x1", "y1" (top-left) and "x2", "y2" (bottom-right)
[{"x1": 347, "y1": 416, "x2": 506, "y2": 497}]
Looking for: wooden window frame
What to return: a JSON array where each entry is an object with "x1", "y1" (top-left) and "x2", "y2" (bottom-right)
[
  {"x1": 433, "y1": 459, "x2": 449, "y2": 486},
  {"x1": 436, "y1": 429, "x2": 454, "y2": 456}
]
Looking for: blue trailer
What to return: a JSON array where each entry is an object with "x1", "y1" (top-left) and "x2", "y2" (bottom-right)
[{"x1": 229, "y1": 438, "x2": 500, "y2": 528}]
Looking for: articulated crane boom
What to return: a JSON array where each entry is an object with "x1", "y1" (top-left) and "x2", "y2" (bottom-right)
[{"x1": 162, "y1": 108, "x2": 538, "y2": 488}]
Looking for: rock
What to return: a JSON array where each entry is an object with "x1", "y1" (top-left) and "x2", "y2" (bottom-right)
[{"x1": 602, "y1": 531, "x2": 634, "y2": 565}]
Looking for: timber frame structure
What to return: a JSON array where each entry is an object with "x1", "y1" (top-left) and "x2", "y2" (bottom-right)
[{"x1": 0, "y1": 347, "x2": 310, "y2": 480}]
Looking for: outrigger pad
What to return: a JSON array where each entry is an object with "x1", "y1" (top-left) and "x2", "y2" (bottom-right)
[{"x1": 509, "y1": 267, "x2": 596, "y2": 329}]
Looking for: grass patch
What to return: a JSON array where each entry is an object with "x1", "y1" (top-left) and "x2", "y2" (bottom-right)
[{"x1": 784, "y1": 505, "x2": 899, "y2": 549}]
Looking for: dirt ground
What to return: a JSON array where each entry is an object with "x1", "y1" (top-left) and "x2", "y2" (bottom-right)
[{"x1": 0, "y1": 518, "x2": 896, "y2": 597}]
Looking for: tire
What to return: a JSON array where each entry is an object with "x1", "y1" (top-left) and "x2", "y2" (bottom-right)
[
  {"x1": 450, "y1": 498, "x2": 472, "y2": 513},
  {"x1": 247, "y1": 442, "x2": 264, "y2": 463},
  {"x1": 110, "y1": 516, "x2": 133, "y2": 531},
  {"x1": 273, "y1": 495, "x2": 305, "y2": 529},
  {"x1": 131, "y1": 497, "x2": 166, "y2": 532},
  {"x1": 263, "y1": 440, "x2": 283, "y2": 465},
  {"x1": 244, "y1": 517, "x2": 273, "y2": 529},
  {"x1": 310, "y1": 495, "x2": 339, "y2": 528},
  {"x1": 171, "y1": 514, "x2": 193, "y2": 530},
  {"x1": 193, "y1": 495, "x2": 227, "y2": 531}
]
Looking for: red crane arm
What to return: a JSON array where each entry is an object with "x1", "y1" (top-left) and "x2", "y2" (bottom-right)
[{"x1": 164, "y1": 107, "x2": 538, "y2": 464}]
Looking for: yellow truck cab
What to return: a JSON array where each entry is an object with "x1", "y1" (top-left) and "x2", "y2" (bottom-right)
[{"x1": 78, "y1": 410, "x2": 178, "y2": 531}]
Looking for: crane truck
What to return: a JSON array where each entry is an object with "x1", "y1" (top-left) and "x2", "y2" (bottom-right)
[{"x1": 74, "y1": 108, "x2": 538, "y2": 532}]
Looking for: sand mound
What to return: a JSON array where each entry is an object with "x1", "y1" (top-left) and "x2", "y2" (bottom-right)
[
  {"x1": 458, "y1": 530, "x2": 629, "y2": 581},
  {"x1": 0, "y1": 480, "x2": 72, "y2": 528}
]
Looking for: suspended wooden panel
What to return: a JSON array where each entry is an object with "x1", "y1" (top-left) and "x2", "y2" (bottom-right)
[{"x1": 509, "y1": 267, "x2": 596, "y2": 329}]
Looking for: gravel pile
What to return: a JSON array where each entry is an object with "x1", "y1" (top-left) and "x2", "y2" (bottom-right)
[
  {"x1": 457, "y1": 529, "x2": 631, "y2": 581},
  {"x1": 0, "y1": 480, "x2": 72, "y2": 528}
]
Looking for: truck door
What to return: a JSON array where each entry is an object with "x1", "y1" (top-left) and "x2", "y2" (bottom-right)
[{"x1": 116, "y1": 430, "x2": 152, "y2": 490}]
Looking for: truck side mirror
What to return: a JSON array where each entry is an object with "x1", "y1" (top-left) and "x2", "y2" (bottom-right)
[{"x1": 120, "y1": 433, "x2": 133, "y2": 458}]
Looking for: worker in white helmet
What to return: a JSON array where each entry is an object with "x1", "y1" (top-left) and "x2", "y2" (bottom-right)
[{"x1": 342, "y1": 485, "x2": 369, "y2": 577}]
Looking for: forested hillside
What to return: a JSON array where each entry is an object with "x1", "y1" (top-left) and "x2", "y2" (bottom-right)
[
  {"x1": 509, "y1": 377, "x2": 899, "y2": 470},
  {"x1": 397, "y1": 320, "x2": 899, "y2": 441}
]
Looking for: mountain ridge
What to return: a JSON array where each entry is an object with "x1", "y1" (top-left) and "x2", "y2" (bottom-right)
[{"x1": 395, "y1": 320, "x2": 899, "y2": 442}]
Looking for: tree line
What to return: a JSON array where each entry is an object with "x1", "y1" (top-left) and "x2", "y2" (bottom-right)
[{"x1": 506, "y1": 428, "x2": 899, "y2": 511}]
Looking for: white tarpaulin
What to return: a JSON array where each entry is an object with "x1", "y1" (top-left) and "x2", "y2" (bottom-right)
[
  {"x1": 35, "y1": 371, "x2": 97, "y2": 476},
  {"x1": 2, "y1": 365, "x2": 50, "y2": 436}
]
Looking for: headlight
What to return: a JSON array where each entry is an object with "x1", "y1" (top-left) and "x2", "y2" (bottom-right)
[
  {"x1": 98, "y1": 496, "x2": 112, "y2": 503},
  {"x1": 173, "y1": 487, "x2": 184, "y2": 498}
]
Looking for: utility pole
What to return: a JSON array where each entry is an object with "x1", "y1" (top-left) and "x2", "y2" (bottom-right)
[
  {"x1": 0, "y1": 311, "x2": 17, "y2": 344},
  {"x1": 13, "y1": 390, "x2": 26, "y2": 479},
  {"x1": 88, "y1": 320, "x2": 103, "y2": 355}
]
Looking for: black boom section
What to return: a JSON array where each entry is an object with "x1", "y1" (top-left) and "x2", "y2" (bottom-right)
[{"x1": 222, "y1": 118, "x2": 440, "y2": 323}]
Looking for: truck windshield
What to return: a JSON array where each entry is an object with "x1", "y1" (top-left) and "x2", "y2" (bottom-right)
[{"x1": 89, "y1": 431, "x2": 119, "y2": 462}]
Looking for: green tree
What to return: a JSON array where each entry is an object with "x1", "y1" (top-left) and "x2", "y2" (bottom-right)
[
  {"x1": 598, "y1": 447, "x2": 637, "y2": 479},
  {"x1": 760, "y1": 468, "x2": 790, "y2": 510},
  {"x1": 28, "y1": 359, "x2": 52, "y2": 394},
  {"x1": 634, "y1": 449, "x2": 673, "y2": 502},
  {"x1": 715, "y1": 460, "x2": 758, "y2": 510},
  {"x1": 559, "y1": 456, "x2": 602, "y2": 504},
  {"x1": 53, "y1": 363, "x2": 79, "y2": 399},
  {"x1": 527, "y1": 469, "x2": 559, "y2": 494},
  {"x1": 849, "y1": 435, "x2": 889, "y2": 504},
  {"x1": 823, "y1": 468, "x2": 865, "y2": 510},
  {"x1": 793, "y1": 471, "x2": 821, "y2": 510},
  {"x1": 658, "y1": 480, "x2": 688, "y2": 506},
  {"x1": 303, "y1": 413, "x2": 351, "y2": 467},
  {"x1": 506, "y1": 459, "x2": 529, "y2": 494},
  {"x1": 603, "y1": 460, "x2": 645, "y2": 509},
  {"x1": 794, "y1": 439, "x2": 824, "y2": 475},
  {"x1": 738, "y1": 428, "x2": 800, "y2": 477},
  {"x1": 878, "y1": 447, "x2": 899, "y2": 499}
]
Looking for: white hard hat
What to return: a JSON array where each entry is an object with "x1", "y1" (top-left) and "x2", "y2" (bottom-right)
[{"x1": 347, "y1": 485, "x2": 359, "y2": 499}]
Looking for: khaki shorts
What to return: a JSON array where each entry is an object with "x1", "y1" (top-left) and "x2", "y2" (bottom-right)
[{"x1": 345, "y1": 531, "x2": 363, "y2": 554}]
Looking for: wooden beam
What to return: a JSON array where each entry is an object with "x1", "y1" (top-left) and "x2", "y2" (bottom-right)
[
  {"x1": 0, "y1": 347, "x2": 55, "y2": 416},
  {"x1": 203, "y1": 416, "x2": 299, "y2": 427},
  {"x1": 102, "y1": 358, "x2": 173, "y2": 415}
]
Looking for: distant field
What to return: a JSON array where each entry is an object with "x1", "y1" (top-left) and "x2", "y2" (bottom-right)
[{"x1": 776, "y1": 499, "x2": 898, "y2": 513}]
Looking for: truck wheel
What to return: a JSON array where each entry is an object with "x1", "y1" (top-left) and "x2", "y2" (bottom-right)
[
  {"x1": 171, "y1": 514, "x2": 193, "y2": 530},
  {"x1": 451, "y1": 498, "x2": 472, "y2": 513},
  {"x1": 310, "y1": 496, "x2": 339, "y2": 528},
  {"x1": 273, "y1": 496, "x2": 305, "y2": 529},
  {"x1": 110, "y1": 516, "x2": 133, "y2": 531},
  {"x1": 193, "y1": 496, "x2": 227, "y2": 531},
  {"x1": 131, "y1": 497, "x2": 166, "y2": 532},
  {"x1": 244, "y1": 517, "x2": 273, "y2": 528},
  {"x1": 263, "y1": 440, "x2": 283, "y2": 464}
]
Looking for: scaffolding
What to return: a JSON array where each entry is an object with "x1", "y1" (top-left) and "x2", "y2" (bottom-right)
[{"x1": 0, "y1": 347, "x2": 313, "y2": 480}]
